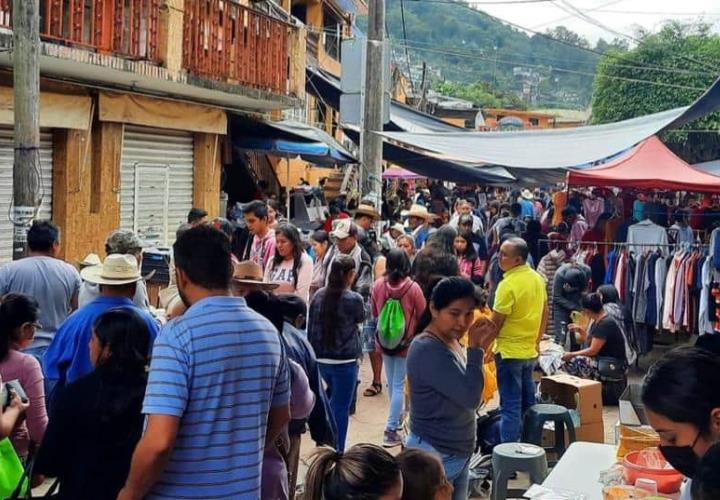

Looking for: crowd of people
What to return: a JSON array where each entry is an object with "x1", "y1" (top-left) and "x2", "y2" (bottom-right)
[{"x1": 0, "y1": 180, "x2": 717, "y2": 500}]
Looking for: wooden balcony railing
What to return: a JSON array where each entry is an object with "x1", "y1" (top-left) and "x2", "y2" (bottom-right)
[
  {"x1": 183, "y1": 0, "x2": 291, "y2": 95},
  {"x1": 0, "y1": 0, "x2": 160, "y2": 62}
]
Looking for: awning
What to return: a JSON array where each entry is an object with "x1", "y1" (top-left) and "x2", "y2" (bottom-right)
[
  {"x1": 230, "y1": 115, "x2": 356, "y2": 166},
  {"x1": 567, "y1": 136, "x2": 720, "y2": 193},
  {"x1": 306, "y1": 65, "x2": 517, "y2": 183},
  {"x1": 383, "y1": 166, "x2": 426, "y2": 180},
  {"x1": 378, "y1": 75, "x2": 720, "y2": 172},
  {"x1": 694, "y1": 159, "x2": 720, "y2": 176}
]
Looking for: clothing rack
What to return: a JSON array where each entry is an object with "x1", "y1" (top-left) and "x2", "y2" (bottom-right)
[{"x1": 538, "y1": 239, "x2": 709, "y2": 249}]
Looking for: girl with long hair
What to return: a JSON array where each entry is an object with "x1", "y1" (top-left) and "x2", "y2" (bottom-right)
[
  {"x1": 307, "y1": 255, "x2": 365, "y2": 452},
  {"x1": 304, "y1": 443, "x2": 403, "y2": 500},
  {"x1": 35, "y1": 307, "x2": 152, "y2": 500},
  {"x1": 454, "y1": 234, "x2": 485, "y2": 285},
  {"x1": 265, "y1": 223, "x2": 313, "y2": 304},
  {"x1": 0, "y1": 293, "x2": 46, "y2": 459},
  {"x1": 370, "y1": 250, "x2": 426, "y2": 448},
  {"x1": 310, "y1": 230, "x2": 330, "y2": 300}
]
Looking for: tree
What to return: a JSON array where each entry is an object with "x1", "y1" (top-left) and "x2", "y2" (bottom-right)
[{"x1": 591, "y1": 21, "x2": 720, "y2": 163}]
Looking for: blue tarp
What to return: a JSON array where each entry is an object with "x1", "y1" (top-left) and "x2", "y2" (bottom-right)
[{"x1": 230, "y1": 115, "x2": 356, "y2": 167}]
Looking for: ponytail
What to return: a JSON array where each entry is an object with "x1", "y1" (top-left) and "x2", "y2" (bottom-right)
[
  {"x1": 321, "y1": 255, "x2": 356, "y2": 349},
  {"x1": 304, "y1": 444, "x2": 400, "y2": 500}
]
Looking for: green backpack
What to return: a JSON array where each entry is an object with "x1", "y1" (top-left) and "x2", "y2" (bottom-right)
[{"x1": 377, "y1": 282, "x2": 414, "y2": 355}]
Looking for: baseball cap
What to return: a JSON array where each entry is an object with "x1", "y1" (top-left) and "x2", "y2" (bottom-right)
[
  {"x1": 105, "y1": 230, "x2": 143, "y2": 254},
  {"x1": 331, "y1": 219, "x2": 359, "y2": 240}
]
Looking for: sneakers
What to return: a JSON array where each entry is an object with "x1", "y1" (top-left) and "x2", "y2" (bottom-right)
[{"x1": 383, "y1": 429, "x2": 403, "y2": 448}]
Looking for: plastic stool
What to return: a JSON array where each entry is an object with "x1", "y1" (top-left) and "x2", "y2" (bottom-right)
[
  {"x1": 490, "y1": 443, "x2": 548, "y2": 500},
  {"x1": 522, "y1": 404, "x2": 576, "y2": 460}
]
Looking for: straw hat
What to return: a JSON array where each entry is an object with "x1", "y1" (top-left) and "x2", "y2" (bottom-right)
[
  {"x1": 81, "y1": 254, "x2": 143, "y2": 286},
  {"x1": 353, "y1": 203, "x2": 381, "y2": 220},
  {"x1": 232, "y1": 261, "x2": 279, "y2": 289},
  {"x1": 406, "y1": 204, "x2": 437, "y2": 221},
  {"x1": 521, "y1": 189, "x2": 534, "y2": 200},
  {"x1": 78, "y1": 253, "x2": 102, "y2": 268}
]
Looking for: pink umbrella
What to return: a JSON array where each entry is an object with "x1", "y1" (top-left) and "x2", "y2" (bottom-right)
[{"x1": 382, "y1": 166, "x2": 426, "y2": 180}]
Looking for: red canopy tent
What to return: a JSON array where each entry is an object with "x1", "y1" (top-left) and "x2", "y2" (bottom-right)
[{"x1": 567, "y1": 136, "x2": 720, "y2": 193}]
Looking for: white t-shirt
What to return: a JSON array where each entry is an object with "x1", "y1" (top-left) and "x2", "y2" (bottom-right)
[{"x1": 264, "y1": 253, "x2": 313, "y2": 304}]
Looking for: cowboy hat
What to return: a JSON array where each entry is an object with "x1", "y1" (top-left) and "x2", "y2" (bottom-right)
[
  {"x1": 521, "y1": 189, "x2": 534, "y2": 200},
  {"x1": 78, "y1": 253, "x2": 102, "y2": 268},
  {"x1": 232, "y1": 261, "x2": 279, "y2": 289},
  {"x1": 81, "y1": 254, "x2": 143, "y2": 286},
  {"x1": 353, "y1": 203, "x2": 381, "y2": 220},
  {"x1": 406, "y1": 204, "x2": 438, "y2": 221}
]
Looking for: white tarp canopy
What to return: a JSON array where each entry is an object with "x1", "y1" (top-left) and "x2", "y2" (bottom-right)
[{"x1": 378, "y1": 76, "x2": 720, "y2": 173}]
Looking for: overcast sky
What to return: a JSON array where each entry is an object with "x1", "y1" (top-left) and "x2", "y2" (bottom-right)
[{"x1": 473, "y1": 0, "x2": 720, "y2": 44}]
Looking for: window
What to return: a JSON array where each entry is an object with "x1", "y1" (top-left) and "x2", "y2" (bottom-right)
[{"x1": 529, "y1": 118, "x2": 539, "y2": 127}]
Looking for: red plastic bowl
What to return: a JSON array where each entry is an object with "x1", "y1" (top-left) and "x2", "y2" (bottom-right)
[{"x1": 622, "y1": 449, "x2": 684, "y2": 494}]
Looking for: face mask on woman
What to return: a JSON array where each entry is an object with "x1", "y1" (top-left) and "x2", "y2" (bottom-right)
[{"x1": 659, "y1": 432, "x2": 701, "y2": 477}]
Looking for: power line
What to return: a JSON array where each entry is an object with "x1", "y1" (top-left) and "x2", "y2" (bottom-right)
[
  {"x1": 593, "y1": 9, "x2": 720, "y2": 16},
  {"x1": 530, "y1": 0, "x2": 625, "y2": 30},
  {"x1": 399, "y1": 0, "x2": 415, "y2": 90},
  {"x1": 553, "y1": 0, "x2": 720, "y2": 72},
  {"x1": 407, "y1": 0, "x2": 720, "y2": 79},
  {"x1": 408, "y1": 0, "x2": 554, "y2": 3},
  {"x1": 389, "y1": 40, "x2": 710, "y2": 91},
  {"x1": 391, "y1": 37, "x2": 715, "y2": 76}
]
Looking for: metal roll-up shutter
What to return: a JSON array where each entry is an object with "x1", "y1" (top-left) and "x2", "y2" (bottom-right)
[
  {"x1": 120, "y1": 125, "x2": 194, "y2": 247},
  {"x1": 0, "y1": 128, "x2": 54, "y2": 264}
]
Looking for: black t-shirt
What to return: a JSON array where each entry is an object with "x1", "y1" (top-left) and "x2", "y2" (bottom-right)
[{"x1": 590, "y1": 316, "x2": 626, "y2": 360}]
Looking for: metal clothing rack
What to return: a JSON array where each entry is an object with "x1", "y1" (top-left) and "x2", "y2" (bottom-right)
[{"x1": 538, "y1": 239, "x2": 709, "y2": 249}]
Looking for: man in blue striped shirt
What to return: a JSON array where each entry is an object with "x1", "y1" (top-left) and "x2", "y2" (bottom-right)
[{"x1": 119, "y1": 225, "x2": 290, "y2": 500}]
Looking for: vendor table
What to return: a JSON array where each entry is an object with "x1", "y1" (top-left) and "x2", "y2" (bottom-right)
[{"x1": 542, "y1": 442, "x2": 617, "y2": 500}]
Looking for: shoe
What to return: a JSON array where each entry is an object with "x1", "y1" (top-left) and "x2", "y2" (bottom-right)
[{"x1": 383, "y1": 429, "x2": 403, "y2": 448}]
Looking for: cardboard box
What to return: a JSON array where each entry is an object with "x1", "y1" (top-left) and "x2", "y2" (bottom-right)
[
  {"x1": 540, "y1": 374, "x2": 603, "y2": 424},
  {"x1": 618, "y1": 384, "x2": 648, "y2": 426},
  {"x1": 542, "y1": 420, "x2": 606, "y2": 447}
]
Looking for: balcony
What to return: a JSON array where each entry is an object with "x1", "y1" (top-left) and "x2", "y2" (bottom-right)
[
  {"x1": 0, "y1": 0, "x2": 302, "y2": 110},
  {"x1": 0, "y1": 0, "x2": 160, "y2": 62},
  {"x1": 183, "y1": 0, "x2": 291, "y2": 96}
]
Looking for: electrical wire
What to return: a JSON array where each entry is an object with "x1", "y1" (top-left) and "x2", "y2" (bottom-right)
[
  {"x1": 401, "y1": 0, "x2": 720, "y2": 80},
  {"x1": 389, "y1": 40, "x2": 710, "y2": 91},
  {"x1": 399, "y1": 0, "x2": 415, "y2": 91},
  {"x1": 530, "y1": 0, "x2": 624, "y2": 30},
  {"x1": 553, "y1": 0, "x2": 720, "y2": 72}
]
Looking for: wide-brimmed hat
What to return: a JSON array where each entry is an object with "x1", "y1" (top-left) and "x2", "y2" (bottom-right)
[
  {"x1": 81, "y1": 254, "x2": 143, "y2": 286},
  {"x1": 353, "y1": 203, "x2": 381, "y2": 220},
  {"x1": 232, "y1": 261, "x2": 279, "y2": 289},
  {"x1": 521, "y1": 189, "x2": 534, "y2": 200},
  {"x1": 388, "y1": 223, "x2": 406, "y2": 236},
  {"x1": 331, "y1": 219, "x2": 359, "y2": 240},
  {"x1": 78, "y1": 253, "x2": 102, "y2": 268},
  {"x1": 406, "y1": 204, "x2": 437, "y2": 221}
]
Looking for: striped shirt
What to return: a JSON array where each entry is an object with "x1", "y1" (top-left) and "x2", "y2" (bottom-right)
[{"x1": 143, "y1": 296, "x2": 290, "y2": 499}]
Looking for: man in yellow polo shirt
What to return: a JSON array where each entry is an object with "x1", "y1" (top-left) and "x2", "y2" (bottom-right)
[{"x1": 479, "y1": 237, "x2": 548, "y2": 443}]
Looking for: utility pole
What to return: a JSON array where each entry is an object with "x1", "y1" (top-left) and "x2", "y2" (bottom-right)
[
  {"x1": 12, "y1": 0, "x2": 41, "y2": 260},
  {"x1": 361, "y1": 0, "x2": 385, "y2": 209}
]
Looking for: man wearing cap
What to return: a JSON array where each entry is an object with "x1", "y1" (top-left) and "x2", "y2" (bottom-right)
[
  {"x1": 43, "y1": 254, "x2": 160, "y2": 406},
  {"x1": 406, "y1": 204, "x2": 437, "y2": 250},
  {"x1": 0, "y1": 220, "x2": 81, "y2": 360},
  {"x1": 353, "y1": 202, "x2": 381, "y2": 259},
  {"x1": 78, "y1": 230, "x2": 150, "y2": 309}
]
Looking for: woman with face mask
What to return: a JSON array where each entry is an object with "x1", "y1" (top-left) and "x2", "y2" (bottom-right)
[{"x1": 641, "y1": 345, "x2": 720, "y2": 499}]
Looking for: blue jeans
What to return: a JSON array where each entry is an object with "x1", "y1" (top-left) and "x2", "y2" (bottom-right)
[
  {"x1": 406, "y1": 432, "x2": 470, "y2": 500},
  {"x1": 496, "y1": 355, "x2": 537, "y2": 443},
  {"x1": 319, "y1": 362, "x2": 359, "y2": 453},
  {"x1": 382, "y1": 354, "x2": 406, "y2": 431}
]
